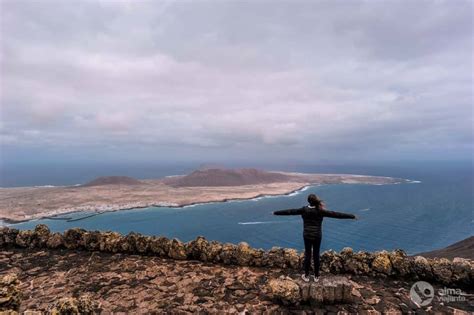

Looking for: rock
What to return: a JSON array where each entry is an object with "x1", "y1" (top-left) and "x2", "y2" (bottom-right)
[
  {"x1": 1, "y1": 227, "x2": 19, "y2": 247},
  {"x1": 320, "y1": 250, "x2": 343, "y2": 274},
  {"x1": 48, "y1": 295, "x2": 100, "y2": 314},
  {"x1": 250, "y1": 248, "x2": 265, "y2": 267},
  {"x1": 98, "y1": 232, "x2": 122, "y2": 253},
  {"x1": 267, "y1": 278, "x2": 301, "y2": 305},
  {"x1": 451, "y1": 258, "x2": 472, "y2": 286},
  {"x1": 219, "y1": 243, "x2": 237, "y2": 265},
  {"x1": 149, "y1": 236, "x2": 171, "y2": 257},
  {"x1": 168, "y1": 239, "x2": 187, "y2": 260},
  {"x1": 343, "y1": 250, "x2": 373, "y2": 275},
  {"x1": 372, "y1": 251, "x2": 392, "y2": 275},
  {"x1": 300, "y1": 282, "x2": 311, "y2": 301},
  {"x1": 208, "y1": 241, "x2": 224, "y2": 263},
  {"x1": 282, "y1": 248, "x2": 300, "y2": 269},
  {"x1": 412, "y1": 256, "x2": 432, "y2": 278},
  {"x1": 366, "y1": 296, "x2": 381, "y2": 305},
  {"x1": 309, "y1": 284, "x2": 324, "y2": 303},
  {"x1": 321, "y1": 281, "x2": 335, "y2": 304},
  {"x1": 15, "y1": 230, "x2": 33, "y2": 248},
  {"x1": 430, "y1": 258, "x2": 453, "y2": 284},
  {"x1": 120, "y1": 232, "x2": 150, "y2": 254},
  {"x1": 268, "y1": 247, "x2": 288, "y2": 268},
  {"x1": 235, "y1": 242, "x2": 253, "y2": 266},
  {"x1": 185, "y1": 236, "x2": 209, "y2": 260},
  {"x1": 47, "y1": 233, "x2": 64, "y2": 249},
  {"x1": 32, "y1": 224, "x2": 50, "y2": 248},
  {"x1": 82, "y1": 231, "x2": 101, "y2": 251},
  {"x1": 0, "y1": 274, "x2": 21, "y2": 312},
  {"x1": 389, "y1": 250, "x2": 411, "y2": 276},
  {"x1": 0, "y1": 227, "x2": 6, "y2": 247},
  {"x1": 63, "y1": 228, "x2": 86, "y2": 249}
]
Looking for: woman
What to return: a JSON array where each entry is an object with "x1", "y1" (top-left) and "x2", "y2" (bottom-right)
[{"x1": 273, "y1": 194, "x2": 357, "y2": 282}]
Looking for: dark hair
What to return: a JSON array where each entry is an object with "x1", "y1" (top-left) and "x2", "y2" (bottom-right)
[{"x1": 307, "y1": 194, "x2": 324, "y2": 210}]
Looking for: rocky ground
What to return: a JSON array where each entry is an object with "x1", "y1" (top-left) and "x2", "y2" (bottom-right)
[{"x1": 1, "y1": 248, "x2": 472, "y2": 314}]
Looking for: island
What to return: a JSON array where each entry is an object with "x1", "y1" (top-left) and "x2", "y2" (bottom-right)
[{"x1": 0, "y1": 168, "x2": 409, "y2": 223}]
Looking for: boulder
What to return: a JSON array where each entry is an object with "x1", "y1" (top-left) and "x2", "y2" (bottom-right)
[
  {"x1": 185, "y1": 236, "x2": 209, "y2": 260},
  {"x1": 63, "y1": 228, "x2": 86, "y2": 249},
  {"x1": 98, "y1": 232, "x2": 123, "y2": 253},
  {"x1": 412, "y1": 256, "x2": 433, "y2": 279},
  {"x1": 320, "y1": 250, "x2": 343, "y2": 274},
  {"x1": 236, "y1": 242, "x2": 253, "y2": 266},
  {"x1": 168, "y1": 239, "x2": 187, "y2": 260},
  {"x1": 430, "y1": 258, "x2": 453, "y2": 284},
  {"x1": 251, "y1": 248, "x2": 266, "y2": 267},
  {"x1": 282, "y1": 248, "x2": 300, "y2": 269},
  {"x1": 0, "y1": 227, "x2": 19, "y2": 247},
  {"x1": 0, "y1": 227, "x2": 6, "y2": 247},
  {"x1": 208, "y1": 241, "x2": 224, "y2": 263},
  {"x1": 451, "y1": 258, "x2": 472, "y2": 286},
  {"x1": 120, "y1": 232, "x2": 150, "y2": 254},
  {"x1": 32, "y1": 224, "x2": 50, "y2": 248},
  {"x1": 47, "y1": 233, "x2": 64, "y2": 249},
  {"x1": 48, "y1": 295, "x2": 100, "y2": 315},
  {"x1": 267, "y1": 277, "x2": 301, "y2": 305},
  {"x1": 219, "y1": 243, "x2": 237, "y2": 265},
  {"x1": 389, "y1": 249, "x2": 411, "y2": 276},
  {"x1": 15, "y1": 230, "x2": 33, "y2": 248},
  {"x1": 265, "y1": 247, "x2": 287, "y2": 268},
  {"x1": 371, "y1": 251, "x2": 392, "y2": 275},
  {"x1": 82, "y1": 231, "x2": 101, "y2": 251},
  {"x1": 0, "y1": 274, "x2": 21, "y2": 312},
  {"x1": 149, "y1": 236, "x2": 171, "y2": 257},
  {"x1": 347, "y1": 251, "x2": 373, "y2": 275}
]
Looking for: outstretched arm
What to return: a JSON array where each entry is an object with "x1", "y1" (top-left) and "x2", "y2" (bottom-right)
[
  {"x1": 321, "y1": 209, "x2": 356, "y2": 219},
  {"x1": 273, "y1": 208, "x2": 303, "y2": 216}
]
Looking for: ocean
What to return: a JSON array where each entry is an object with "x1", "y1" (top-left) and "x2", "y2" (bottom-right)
[{"x1": 3, "y1": 161, "x2": 473, "y2": 254}]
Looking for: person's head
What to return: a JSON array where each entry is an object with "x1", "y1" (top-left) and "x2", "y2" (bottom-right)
[{"x1": 307, "y1": 194, "x2": 324, "y2": 209}]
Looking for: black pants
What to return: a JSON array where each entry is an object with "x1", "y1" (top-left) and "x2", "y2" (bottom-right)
[{"x1": 303, "y1": 236, "x2": 322, "y2": 276}]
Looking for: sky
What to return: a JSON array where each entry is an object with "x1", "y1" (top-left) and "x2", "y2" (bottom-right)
[{"x1": 0, "y1": 0, "x2": 473, "y2": 167}]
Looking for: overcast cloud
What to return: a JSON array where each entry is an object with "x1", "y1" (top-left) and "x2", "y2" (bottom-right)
[{"x1": 0, "y1": 0, "x2": 472, "y2": 164}]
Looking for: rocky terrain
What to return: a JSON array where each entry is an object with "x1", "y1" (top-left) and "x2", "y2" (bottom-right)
[
  {"x1": 1, "y1": 225, "x2": 473, "y2": 313},
  {"x1": 0, "y1": 168, "x2": 406, "y2": 222}
]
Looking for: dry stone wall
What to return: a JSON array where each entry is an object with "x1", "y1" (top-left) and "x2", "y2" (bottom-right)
[{"x1": 0, "y1": 225, "x2": 472, "y2": 287}]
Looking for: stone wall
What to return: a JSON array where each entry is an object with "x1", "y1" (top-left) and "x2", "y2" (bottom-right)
[{"x1": 0, "y1": 225, "x2": 472, "y2": 287}]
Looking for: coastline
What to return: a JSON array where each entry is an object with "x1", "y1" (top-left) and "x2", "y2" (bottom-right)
[
  {"x1": 0, "y1": 172, "x2": 411, "y2": 225},
  {"x1": 1, "y1": 183, "x2": 312, "y2": 225}
]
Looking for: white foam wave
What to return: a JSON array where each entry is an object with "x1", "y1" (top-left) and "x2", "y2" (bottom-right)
[
  {"x1": 33, "y1": 185, "x2": 56, "y2": 188},
  {"x1": 238, "y1": 221, "x2": 282, "y2": 225}
]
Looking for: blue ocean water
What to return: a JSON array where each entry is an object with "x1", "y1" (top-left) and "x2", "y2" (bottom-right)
[{"x1": 7, "y1": 162, "x2": 473, "y2": 254}]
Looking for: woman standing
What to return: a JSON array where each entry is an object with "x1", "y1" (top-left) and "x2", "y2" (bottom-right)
[{"x1": 273, "y1": 194, "x2": 357, "y2": 282}]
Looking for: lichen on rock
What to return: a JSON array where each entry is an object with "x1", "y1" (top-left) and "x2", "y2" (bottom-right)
[
  {"x1": 0, "y1": 274, "x2": 21, "y2": 312},
  {"x1": 48, "y1": 295, "x2": 101, "y2": 315}
]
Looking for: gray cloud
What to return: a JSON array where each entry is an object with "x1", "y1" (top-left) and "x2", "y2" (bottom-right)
[{"x1": 1, "y1": 0, "x2": 472, "y2": 164}]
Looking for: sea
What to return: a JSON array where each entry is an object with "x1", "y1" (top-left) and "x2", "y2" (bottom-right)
[{"x1": 2, "y1": 161, "x2": 472, "y2": 254}]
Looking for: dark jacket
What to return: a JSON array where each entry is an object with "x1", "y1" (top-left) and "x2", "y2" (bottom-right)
[{"x1": 273, "y1": 206, "x2": 355, "y2": 240}]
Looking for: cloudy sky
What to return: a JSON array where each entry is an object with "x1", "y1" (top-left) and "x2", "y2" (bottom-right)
[{"x1": 1, "y1": 0, "x2": 472, "y2": 166}]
